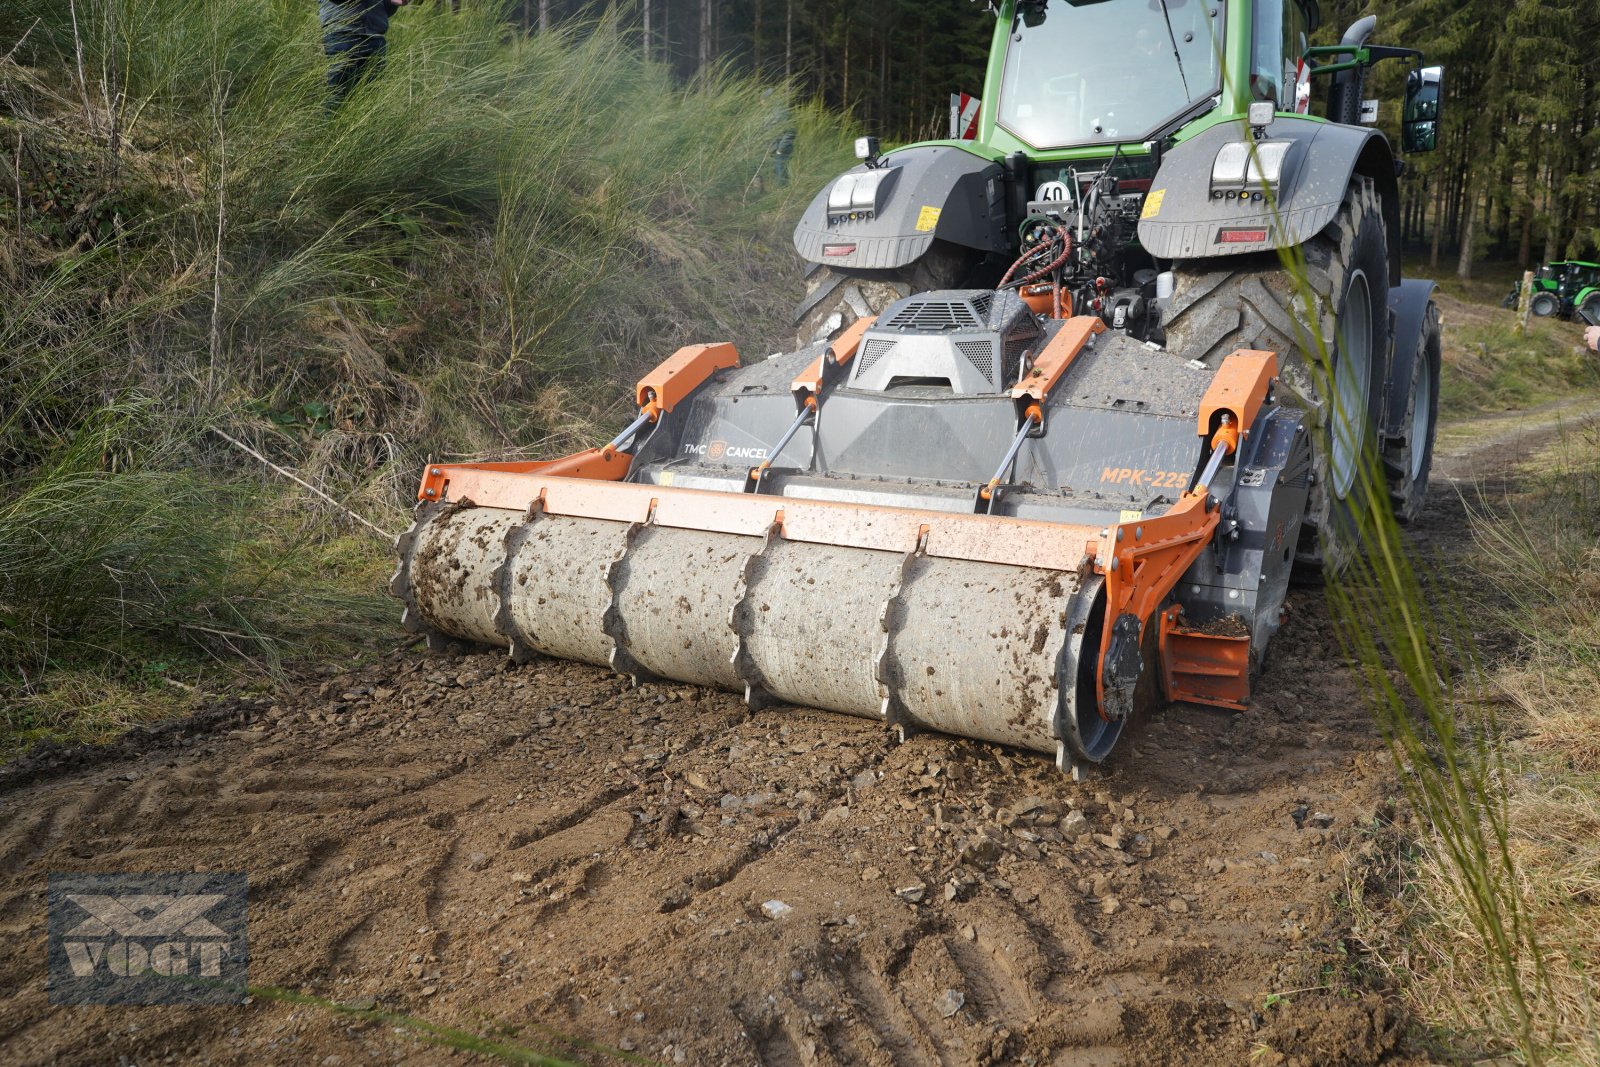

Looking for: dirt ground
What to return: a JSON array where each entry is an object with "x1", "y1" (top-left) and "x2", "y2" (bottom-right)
[{"x1": 1, "y1": 400, "x2": 1591, "y2": 1067}]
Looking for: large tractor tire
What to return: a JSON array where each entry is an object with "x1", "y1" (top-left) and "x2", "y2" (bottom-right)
[
  {"x1": 1529, "y1": 291, "x2": 1559, "y2": 318},
  {"x1": 1579, "y1": 293, "x2": 1600, "y2": 324},
  {"x1": 794, "y1": 241, "x2": 974, "y2": 346},
  {"x1": 1162, "y1": 177, "x2": 1391, "y2": 578},
  {"x1": 1384, "y1": 300, "x2": 1441, "y2": 524}
]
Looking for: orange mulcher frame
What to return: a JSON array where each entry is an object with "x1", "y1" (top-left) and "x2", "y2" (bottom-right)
[{"x1": 414, "y1": 329, "x2": 1279, "y2": 721}]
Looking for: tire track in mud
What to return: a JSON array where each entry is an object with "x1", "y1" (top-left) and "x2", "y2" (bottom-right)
[
  {"x1": 0, "y1": 642, "x2": 1390, "y2": 1067},
  {"x1": 838, "y1": 957, "x2": 949, "y2": 1067},
  {"x1": 505, "y1": 781, "x2": 638, "y2": 851}
]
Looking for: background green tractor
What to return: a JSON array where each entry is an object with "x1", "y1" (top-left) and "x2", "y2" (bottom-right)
[
  {"x1": 792, "y1": 0, "x2": 1445, "y2": 575},
  {"x1": 1505, "y1": 260, "x2": 1600, "y2": 320}
]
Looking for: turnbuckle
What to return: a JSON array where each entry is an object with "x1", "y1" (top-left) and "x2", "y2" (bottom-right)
[
  {"x1": 978, "y1": 404, "x2": 1043, "y2": 512},
  {"x1": 602, "y1": 398, "x2": 657, "y2": 459},
  {"x1": 747, "y1": 398, "x2": 816, "y2": 494}
]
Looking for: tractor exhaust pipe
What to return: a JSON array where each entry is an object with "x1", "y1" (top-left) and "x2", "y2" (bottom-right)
[{"x1": 1327, "y1": 15, "x2": 1377, "y2": 126}]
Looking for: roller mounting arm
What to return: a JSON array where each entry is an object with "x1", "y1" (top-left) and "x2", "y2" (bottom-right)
[
  {"x1": 788, "y1": 315, "x2": 876, "y2": 412},
  {"x1": 1089, "y1": 350, "x2": 1279, "y2": 724},
  {"x1": 976, "y1": 315, "x2": 1106, "y2": 511}
]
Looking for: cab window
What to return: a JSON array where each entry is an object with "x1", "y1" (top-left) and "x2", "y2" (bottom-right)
[{"x1": 1251, "y1": 0, "x2": 1311, "y2": 110}]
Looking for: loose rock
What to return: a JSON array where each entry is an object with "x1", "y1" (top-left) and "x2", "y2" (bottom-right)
[
  {"x1": 935, "y1": 989, "x2": 965, "y2": 1018},
  {"x1": 895, "y1": 881, "x2": 927, "y2": 904}
]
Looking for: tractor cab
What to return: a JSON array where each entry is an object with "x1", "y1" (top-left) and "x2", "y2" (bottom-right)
[
  {"x1": 1556, "y1": 262, "x2": 1600, "y2": 297},
  {"x1": 995, "y1": 0, "x2": 1227, "y2": 150}
]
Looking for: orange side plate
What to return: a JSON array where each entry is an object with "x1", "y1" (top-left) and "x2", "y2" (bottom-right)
[{"x1": 1157, "y1": 606, "x2": 1251, "y2": 711}]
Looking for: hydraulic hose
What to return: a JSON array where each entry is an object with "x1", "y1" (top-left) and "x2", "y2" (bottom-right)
[{"x1": 999, "y1": 225, "x2": 1071, "y2": 290}]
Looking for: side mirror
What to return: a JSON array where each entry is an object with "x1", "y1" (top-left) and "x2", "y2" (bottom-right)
[{"x1": 1402, "y1": 65, "x2": 1443, "y2": 153}]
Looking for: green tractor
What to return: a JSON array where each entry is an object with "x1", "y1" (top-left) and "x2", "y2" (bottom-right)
[
  {"x1": 792, "y1": 0, "x2": 1446, "y2": 573},
  {"x1": 1505, "y1": 260, "x2": 1600, "y2": 320}
]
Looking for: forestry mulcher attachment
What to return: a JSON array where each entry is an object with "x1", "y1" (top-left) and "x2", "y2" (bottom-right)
[{"x1": 394, "y1": 0, "x2": 1446, "y2": 771}]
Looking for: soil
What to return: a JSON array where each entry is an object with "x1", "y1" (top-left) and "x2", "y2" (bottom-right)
[{"x1": 1, "y1": 401, "x2": 1591, "y2": 1067}]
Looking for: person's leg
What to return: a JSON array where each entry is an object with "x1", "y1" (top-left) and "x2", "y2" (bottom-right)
[
  {"x1": 323, "y1": 1, "x2": 390, "y2": 104},
  {"x1": 326, "y1": 34, "x2": 385, "y2": 102}
]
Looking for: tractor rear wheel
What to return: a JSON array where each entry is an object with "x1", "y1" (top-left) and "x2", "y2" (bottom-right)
[
  {"x1": 1161, "y1": 177, "x2": 1391, "y2": 579},
  {"x1": 794, "y1": 240, "x2": 974, "y2": 346},
  {"x1": 1384, "y1": 300, "x2": 1441, "y2": 524},
  {"x1": 1580, "y1": 293, "x2": 1600, "y2": 324}
]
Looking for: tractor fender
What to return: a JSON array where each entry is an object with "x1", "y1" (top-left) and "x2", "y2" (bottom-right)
[
  {"x1": 1139, "y1": 117, "x2": 1402, "y2": 281},
  {"x1": 792, "y1": 144, "x2": 1009, "y2": 272},
  {"x1": 1385, "y1": 278, "x2": 1438, "y2": 439}
]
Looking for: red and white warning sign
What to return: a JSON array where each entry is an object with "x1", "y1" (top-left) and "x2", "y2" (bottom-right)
[
  {"x1": 950, "y1": 92, "x2": 981, "y2": 140},
  {"x1": 1292, "y1": 58, "x2": 1311, "y2": 114}
]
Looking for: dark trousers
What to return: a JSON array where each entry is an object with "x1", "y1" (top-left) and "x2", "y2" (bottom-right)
[
  {"x1": 322, "y1": 1, "x2": 396, "y2": 102},
  {"x1": 325, "y1": 34, "x2": 386, "y2": 100}
]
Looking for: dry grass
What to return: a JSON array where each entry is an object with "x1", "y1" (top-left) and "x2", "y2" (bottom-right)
[
  {"x1": 2, "y1": 669, "x2": 198, "y2": 757},
  {"x1": 1401, "y1": 772, "x2": 1600, "y2": 1065},
  {"x1": 1352, "y1": 419, "x2": 1600, "y2": 1064}
]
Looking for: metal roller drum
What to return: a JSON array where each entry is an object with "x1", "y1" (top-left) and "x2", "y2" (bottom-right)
[
  {"x1": 607, "y1": 526, "x2": 761, "y2": 690},
  {"x1": 396, "y1": 505, "x2": 522, "y2": 647},
  {"x1": 398, "y1": 503, "x2": 1113, "y2": 763},
  {"x1": 883, "y1": 557, "x2": 1082, "y2": 754},
  {"x1": 731, "y1": 539, "x2": 908, "y2": 719},
  {"x1": 497, "y1": 513, "x2": 632, "y2": 667}
]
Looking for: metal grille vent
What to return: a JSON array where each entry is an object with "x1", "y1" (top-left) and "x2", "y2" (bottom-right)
[
  {"x1": 955, "y1": 340, "x2": 995, "y2": 382},
  {"x1": 968, "y1": 292, "x2": 995, "y2": 318},
  {"x1": 883, "y1": 299, "x2": 983, "y2": 331},
  {"x1": 856, "y1": 338, "x2": 897, "y2": 373},
  {"x1": 1001, "y1": 338, "x2": 1033, "y2": 383}
]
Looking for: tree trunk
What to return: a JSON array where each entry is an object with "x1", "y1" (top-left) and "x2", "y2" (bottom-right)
[
  {"x1": 1518, "y1": 127, "x2": 1539, "y2": 267},
  {"x1": 880, "y1": 39, "x2": 888, "y2": 131},
  {"x1": 1456, "y1": 184, "x2": 1476, "y2": 280},
  {"x1": 784, "y1": 0, "x2": 792, "y2": 82},
  {"x1": 842, "y1": 26, "x2": 849, "y2": 110},
  {"x1": 642, "y1": 0, "x2": 652, "y2": 61},
  {"x1": 1429, "y1": 173, "x2": 1443, "y2": 269},
  {"x1": 1492, "y1": 138, "x2": 1514, "y2": 251},
  {"x1": 752, "y1": 0, "x2": 762, "y2": 78},
  {"x1": 539, "y1": 0, "x2": 549, "y2": 33},
  {"x1": 1544, "y1": 142, "x2": 1564, "y2": 264},
  {"x1": 698, "y1": 0, "x2": 711, "y2": 80}
]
